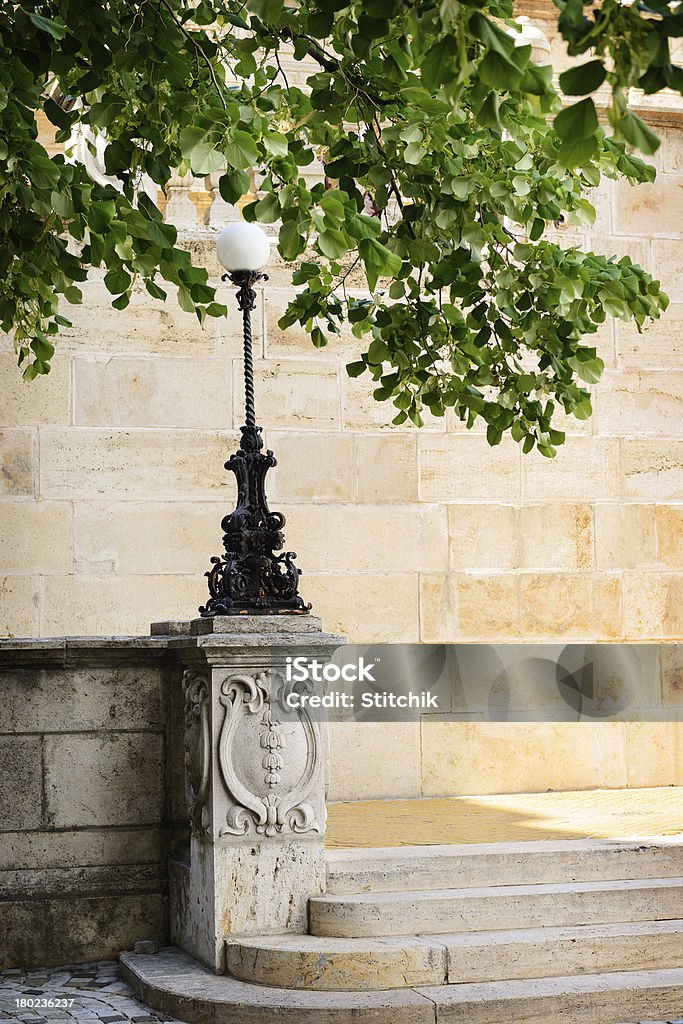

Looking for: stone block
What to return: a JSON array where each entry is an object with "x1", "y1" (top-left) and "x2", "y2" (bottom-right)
[
  {"x1": 595, "y1": 505, "x2": 657, "y2": 570},
  {"x1": 61, "y1": 278, "x2": 216, "y2": 356},
  {"x1": 613, "y1": 176, "x2": 683, "y2": 238},
  {"x1": 356, "y1": 435, "x2": 418, "y2": 503},
  {"x1": 234, "y1": 359, "x2": 340, "y2": 430},
  {"x1": 0, "y1": 575, "x2": 40, "y2": 637},
  {"x1": 303, "y1": 573, "x2": 419, "y2": 643},
  {"x1": 0, "y1": 355, "x2": 70, "y2": 426},
  {"x1": 41, "y1": 573, "x2": 203, "y2": 636},
  {"x1": 448, "y1": 505, "x2": 519, "y2": 571},
  {"x1": 343, "y1": 373, "x2": 445, "y2": 432},
  {"x1": 0, "y1": 502, "x2": 71, "y2": 574},
  {"x1": 265, "y1": 431, "x2": 355, "y2": 502},
  {"x1": 43, "y1": 731, "x2": 164, "y2": 828},
  {"x1": 420, "y1": 721, "x2": 627, "y2": 796},
  {"x1": 652, "y1": 238, "x2": 683, "y2": 295},
  {"x1": 519, "y1": 573, "x2": 621, "y2": 639},
  {"x1": 278, "y1": 505, "x2": 420, "y2": 573},
  {"x1": 0, "y1": 735, "x2": 43, "y2": 830},
  {"x1": 0, "y1": 893, "x2": 165, "y2": 969},
  {"x1": 419, "y1": 436, "x2": 520, "y2": 502},
  {"x1": 419, "y1": 505, "x2": 450, "y2": 572},
  {"x1": 0, "y1": 429, "x2": 34, "y2": 496},
  {"x1": 1, "y1": 666, "x2": 164, "y2": 733},
  {"x1": 40, "y1": 428, "x2": 232, "y2": 499},
  {"x1": 656, "y1": 506, "x2": 683, "y2": 568},
  {"x1": 617, "y1": 303, "x2": 683, "y2": 369},
  {"x1": 73, "y1": 356, "x2": 232, "y2": 428},
  {"x1": 622, "y1": 440, "x2": 683, "y2": 501},
  {"x1": 420, "y1": 574, "x2": 520, "y2": 642},
  {"x1": 519, "y1": 504, "x2": 593, "y2": 570},
  {"x1": 0, "y1": 827, "x2": 165, "y2": 871},
  {"x1": 73, "y1": 501, "x2": 223, "y2": 575},
  {"x1": 625, "y1": 723, "x2": 683, "y2": 786},
  {"x1": 595, "y1": 371, "x2": 683, "y2": 436},
  {"x1": 327, "y1": 722, "x2": 422, "y2": 801},
  {"x1": 622, "y1": 572, "x2": 683, "y2": 639},
  {"x1": 588, "y1": 235, "x2": 652, "y2": 275},
  {"x1": 661, "y1": 645, "x2": 683, "y2": 706},
  {"x1": 522, "y1": 439, "x2": 620, "y2": 502}
]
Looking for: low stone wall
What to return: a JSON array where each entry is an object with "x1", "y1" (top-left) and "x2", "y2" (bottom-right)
[{"x1": 0, "y1": 639, "x2": 187, "y2": 968}]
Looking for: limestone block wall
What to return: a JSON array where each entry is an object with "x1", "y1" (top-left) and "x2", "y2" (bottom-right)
[
  {"x1": 0, "y1": 643, "x2": 186, "y2": 967},
  {"x1": 2, "y1": 48, "x2": 683, "y2": 799}
]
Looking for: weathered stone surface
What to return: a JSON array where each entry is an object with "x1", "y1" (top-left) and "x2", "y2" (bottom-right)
[
  {"x1": 73, "y1": 356, "x2": 232, "y2": 428},
  {"x1": 356, "y1": 435, "x2": 418, "y2": 503},
  {"x1": 623, "y1": 441, "x2": 683, "y2": 500},
  {"x1": 419, "y1": 435, "x2": 520, "y2": 501},
  {"x1": 0, "y1": 666, "x2": 164, "y2": 733},
  {"x1": 0, "y1": 575, "x2": 39, "y2": 636},
  {"x1": 622, "y1": 573, "x2": 683, "y2": 638},
  {"x1": 0, "y1": 355, "x2": 70, "y2": 426},
  {"x1": 0, "y1": 735, "x2": 43, "y2": 830},
  {"x1": 2, "y1": 894, "x2": 165, "y2": 970},
  {"x1": 325, "y1": 839, "x2": 683, "y2": 895},
  {"x1": 595, "y1": 505, "x2": 658, "y2": 570},
  {"x1": 226, "y1": 933, "x2": 447, "y2": 990},
  {"x1": 0, "y1": 429, "x2": 34, "y2": 496},
  {"x1": 73, "y1": 501, "x2": 222, "y2": 575},
  {"x1": 420, "y1": 574, "x2": 520, "y2": 642},
  {"x1": 233, "y1": 359, "x2": 340, "y2": 431},
  {"x1": 519, "y1": 573, "x2": 621, "y2": 638},
  {"x1": 43, "y1": 731, "x2": 164, "y2": 828},
  {"x1": 0, "y1": 827, "x2": 165, "y2": 871},
  {"x1": 0, "y1": 501, "x2": 72, "y2": 574},
  {"x1": 266, "y1": 432, "x2": 355, "y2": 503},
  {"x1": 309, "y1": 878, "x2": 683, "y2": 938},
  {"x1": 303, "y1": 574, "x2": 419, "y2": 643},
  {"x1": 420, "y1": 722, "x2": 627, "y2": 796},
  {"x1": 522, "y1": 439, "x2": 620, "y2": 502},
  {"x1": 614, "y1": 175, "x2": 683, "y2": 237},
  {"x1": 40, "y1": 428, "x2": 232, "y2": 499},
  {"x1": 596, "y1": 371, "x2": 683, "y2": 436},
  {"x1": 120, "y1": 948, "x2": 437, "y2": 1024},
  {"x1": 617, "y1": 303, "x2": 683, "y2": 368},
  {"x1": 41, "y1": 573, "x2": 203, "y2": 636},
  {"x1": 327, "y1": 723, "x2": 422, "y2": 802}
]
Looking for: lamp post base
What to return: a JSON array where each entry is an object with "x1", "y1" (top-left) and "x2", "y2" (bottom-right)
[{"x1": 199, "y1": 424, "x2": 311, "y2": 618}]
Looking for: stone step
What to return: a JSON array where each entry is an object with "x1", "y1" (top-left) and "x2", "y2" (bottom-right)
[
  {"x1": 121, "y1": 948, "x2": 683, "y2": 1023},
  {"x1": 326, "y1": 837, "x2": 683, "y2": 894},
  {"x1": 225, "y1": 919, "x2": 683, "y2": 990},
  {"x1": 309, "y1": 876, "x2": 683, "y2": 937}
]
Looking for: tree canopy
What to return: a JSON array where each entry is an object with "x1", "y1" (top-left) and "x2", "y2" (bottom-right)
[{"x1": 1, "y1": 0, "x2": 680, "y2": 454}]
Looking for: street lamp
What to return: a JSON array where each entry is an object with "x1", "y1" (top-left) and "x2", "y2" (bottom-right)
[{"x1": 199, "y1": 222, "x2": 310, "y2": 617}]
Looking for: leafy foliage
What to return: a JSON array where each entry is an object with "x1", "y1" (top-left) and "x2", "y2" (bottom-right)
[{"x1": 0, "y1": 0, "x2": 676, "y2": 452}]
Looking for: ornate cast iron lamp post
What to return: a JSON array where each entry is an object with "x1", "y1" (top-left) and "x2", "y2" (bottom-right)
[{"x1": 200, "y1": 222, "x2": 310, "y2": 617}]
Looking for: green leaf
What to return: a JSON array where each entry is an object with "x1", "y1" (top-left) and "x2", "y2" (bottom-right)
[
  {"x1": 219, "y1": 169, "x2": 251, "y2": 205},
  {"x1": 318, "y1": 228, "x2": 349, "y2": 259},
  {"x1": 346, "y1": 359, "x2": 367, "y2": 377},
  {"x1": 554, "y1": 98, "x2": 598, "y2": 140},
  {"x1": 264, "y1": 131, "x2": 288, "y2": 157},
  {"x1": 28, "y1": 12, "x2": 66, "y2": 37},
  {"x1": 104, "y1": 268, "x2": 132, "y2": 295},
  {"x1": 421, "y1": 37, "x2": 458, "y2": 90},
  {"x1": 225, "y1": 130, "x2": 260, "y2": 170},
  {"x1": 618, "y1": 112, "x2": 661, "y2": 156},
  {"x1": 359, "y1": 238, "x2": 402, "y2": 290},
  {"x1": 559, "y1": 60, "x2": 606, "y2": 96}
]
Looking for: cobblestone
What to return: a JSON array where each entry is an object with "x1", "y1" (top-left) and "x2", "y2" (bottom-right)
[{"x1": 0, "y1": 964, "x2": 184, "y2": 1023}]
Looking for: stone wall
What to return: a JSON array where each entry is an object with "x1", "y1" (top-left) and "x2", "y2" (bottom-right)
[
  {"x1": 2, "y1": 18, "x2": 683, "y2": 800},
  {"x1": 0, "y1": 641, "x2": 186, "y2": 968}
]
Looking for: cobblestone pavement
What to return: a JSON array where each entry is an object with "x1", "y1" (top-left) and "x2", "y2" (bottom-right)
[
  {"x1": 1, "y1": 962, "x2": 682, "y2": 1024},
  {"x1": 0, "y1": 962, "x2": 186, "y2": 1023}
]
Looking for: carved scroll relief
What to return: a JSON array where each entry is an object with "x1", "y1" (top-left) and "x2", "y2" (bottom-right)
[{"x1": 217, "y1": 669, "x2": 322, "y2": 838}]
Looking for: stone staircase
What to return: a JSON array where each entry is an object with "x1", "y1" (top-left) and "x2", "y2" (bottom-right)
[{"x1": 121, "y1": 837, "x2": 683, "y2": 1023}]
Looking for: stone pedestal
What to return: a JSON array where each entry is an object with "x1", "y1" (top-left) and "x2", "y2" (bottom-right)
[{"x1": 156, "y1": 615, "x2": 344, "y2": 973}]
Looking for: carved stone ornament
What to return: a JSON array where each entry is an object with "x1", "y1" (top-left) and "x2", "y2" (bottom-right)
[
  {"x1": 182, "y1": 669, "x2": 211, "y2": 836},
  {"x1": 218, "y1": 669, "x2": 321, "y2": 838}
]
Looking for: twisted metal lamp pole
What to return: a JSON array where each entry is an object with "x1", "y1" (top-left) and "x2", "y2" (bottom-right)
[{"x1": 199, "y1": 222, "x2": 310, "y2": 617}]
